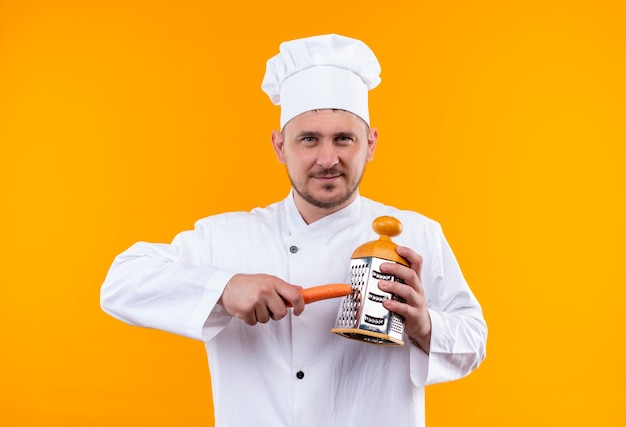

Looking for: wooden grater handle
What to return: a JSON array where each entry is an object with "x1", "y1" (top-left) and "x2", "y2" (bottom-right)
[
  {"x1": 351, "y1": 216, "x2": 409, "y2": 266},
  {"x1": 372, "y1": 216, "x2": 403, "y2": 238}
]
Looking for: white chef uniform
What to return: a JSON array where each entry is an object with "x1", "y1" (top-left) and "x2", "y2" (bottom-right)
[{"x1": 101, "y1": 193, "x2": 487, "y2": 427}]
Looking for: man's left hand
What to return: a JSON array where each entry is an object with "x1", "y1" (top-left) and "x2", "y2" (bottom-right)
[{"x1": 378, "y1": 245, "x2": 431, "y2": 354}]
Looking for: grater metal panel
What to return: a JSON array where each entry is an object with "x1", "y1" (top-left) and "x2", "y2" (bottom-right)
[{"x1": 331, "y1": 256, "x2": 405, "y2": 345}]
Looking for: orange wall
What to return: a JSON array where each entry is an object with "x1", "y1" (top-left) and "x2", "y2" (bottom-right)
[{"x1": 1, "y1": 0, "x2": 624, "y2": 425}]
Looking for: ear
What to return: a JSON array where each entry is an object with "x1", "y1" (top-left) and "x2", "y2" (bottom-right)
[
  {"x1": 271, "y1": 130, "x2": 286, "y2": 163},
  {"x1": 366, "y1": 127, "x2": 378, "y2": 161}
]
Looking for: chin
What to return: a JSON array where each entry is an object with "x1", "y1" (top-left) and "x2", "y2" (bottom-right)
[{"x1": 311, "y1": 191, "x2": 354, "y2": 209}]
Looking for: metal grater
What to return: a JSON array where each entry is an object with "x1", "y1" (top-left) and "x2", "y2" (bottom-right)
[{"x1": 331, "y1": 216, "x2": 408, "y2": 346}]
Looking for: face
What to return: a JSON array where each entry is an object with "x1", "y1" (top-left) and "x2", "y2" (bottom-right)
[{"x1": 271, "y1": 109, "x2": 377, "y2": 221}]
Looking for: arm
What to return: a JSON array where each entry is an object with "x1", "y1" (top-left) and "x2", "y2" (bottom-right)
[
  {"x1": 100, "y1": 225, "x2": 305, "y2": 341},
  {"x1": 379, "y1": 224, "x2": 487, "y2": 385},
  {"x1": 100, "y1": 231, "x2": 234, "y2": 341}
]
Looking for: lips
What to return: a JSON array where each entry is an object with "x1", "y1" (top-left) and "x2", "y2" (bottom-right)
[
  {"x1": 314, "y1": 174, "x2": 342, "y2": 179},
  {"x1": 310, "y1": 167, "x2": 344, "y2": 179}
]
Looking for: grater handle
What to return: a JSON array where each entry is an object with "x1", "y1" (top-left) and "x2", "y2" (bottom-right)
[{"x1": 372, "y1": 216, "x2": 402, "y2": 238}]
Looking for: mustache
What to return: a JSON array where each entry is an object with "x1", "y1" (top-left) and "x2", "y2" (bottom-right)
[{"x1": 309, "y1": 166, "x2": 344, "y2": 178}]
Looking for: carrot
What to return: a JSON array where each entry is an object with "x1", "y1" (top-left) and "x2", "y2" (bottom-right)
[{"x1": 299, "y1": 284, "x2": 353, "y2": 304}]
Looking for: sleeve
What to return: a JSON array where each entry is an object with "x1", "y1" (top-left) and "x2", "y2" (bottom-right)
[
  {"x1": 100, "y1": 221, "x2": 235, "y2": 342},
  {"x1": 409, "y1": 222, "x2": 488, "y2": 386}
]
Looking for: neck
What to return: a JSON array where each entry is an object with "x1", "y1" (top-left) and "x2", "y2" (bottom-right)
[{"x1": 292, "y1": 191, "x2": 358, "y2": 224}]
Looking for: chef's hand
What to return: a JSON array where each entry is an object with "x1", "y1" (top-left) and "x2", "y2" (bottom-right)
[
  {"x1": 378, "y1": 246, "x2": 432, "y2": 354},
  {"x1": 218, "y1": 274, "x2": 305, "y2": 325}
]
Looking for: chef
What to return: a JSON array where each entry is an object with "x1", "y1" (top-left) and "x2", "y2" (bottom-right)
[{"x1": 101, "y1": 33, "x2": 487, "y2": 427}]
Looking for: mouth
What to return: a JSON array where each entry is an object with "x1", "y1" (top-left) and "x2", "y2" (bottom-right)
[
  {"x1": 313, "y1": 174, "x2": 342, "y2": 179},
  {"x1": 311, "y1": 174, "x2": 343, "y2": 184},
  {"x1": 311, "y1": 168, "x2": 344, "y2": 180}
]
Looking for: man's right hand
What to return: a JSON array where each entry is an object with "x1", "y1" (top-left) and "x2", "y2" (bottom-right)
[{"x1": 218, "y1": 274, "x2": 305, "y2": 325}]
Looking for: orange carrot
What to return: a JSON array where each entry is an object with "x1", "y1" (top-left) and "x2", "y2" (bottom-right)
[{"x1": 299, "y1": 284, "x2": 353, "y2": 304}]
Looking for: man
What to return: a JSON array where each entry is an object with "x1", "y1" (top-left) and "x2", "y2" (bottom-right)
[{"x1": 101, "y1": 34, "x2": 487, "y2": 426}]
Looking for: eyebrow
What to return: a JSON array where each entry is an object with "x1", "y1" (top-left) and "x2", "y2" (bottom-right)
[
  {"x1": 296, "y1": 131, "x2": 323, "y2": 138},
  {"x1": 295, "y1": 131, "x2": 359, "y2": 139}
]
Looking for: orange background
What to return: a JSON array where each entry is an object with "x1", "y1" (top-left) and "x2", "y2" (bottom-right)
[{"x1": 1, "y1": 0, "x2": 625, "y2": 425}]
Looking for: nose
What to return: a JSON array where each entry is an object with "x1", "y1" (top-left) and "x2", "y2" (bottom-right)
[{"x1": 316, "y1": 140, "x2": 339, "y2": 168}]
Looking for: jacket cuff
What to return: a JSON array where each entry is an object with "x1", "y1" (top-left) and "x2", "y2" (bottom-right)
[
  {"x1": 409, "y1": 308, "x2": 445, "y2": 385},
  {"x1": 189, "y1": 269, "x2": 236, "y2": 341}
]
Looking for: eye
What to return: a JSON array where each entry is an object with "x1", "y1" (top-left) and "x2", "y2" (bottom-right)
[
  {"x1": 299, "y1": 136, "x2": 318, "y2": 145},
  {"x1": 335, "y1": 135, "x2": 354, "y2": 145}
]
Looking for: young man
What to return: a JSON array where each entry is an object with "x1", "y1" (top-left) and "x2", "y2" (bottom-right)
[{"x1": 101, "y1": 34, "x2": 487, "y2": 426}]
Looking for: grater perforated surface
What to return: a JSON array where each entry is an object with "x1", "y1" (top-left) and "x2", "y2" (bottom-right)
[{"x1": 331, "y1": 256, "x2": 405, "y2": 345}]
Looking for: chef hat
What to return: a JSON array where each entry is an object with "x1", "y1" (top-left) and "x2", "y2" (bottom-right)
[{"x1": 261, "y1": 34, "x2": 381, "y2": 129}]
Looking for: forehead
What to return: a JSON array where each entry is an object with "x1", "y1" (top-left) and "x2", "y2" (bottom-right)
[{"x1": 282, "y1": 109, "x2": 369, "y2": 135}]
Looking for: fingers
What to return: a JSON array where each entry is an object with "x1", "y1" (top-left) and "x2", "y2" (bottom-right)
[
  {"x1": 377, "y1": 247, "x2": 432, "y2": 346},
  {"x1": 254, "y1": 305, "x2": 272, "y2": 325},
  {"x1": 395, "y1": 245, "x2": 423, "y2": 279},
  {"x1": 220, "y1": 274, "x2": 305, "y2": 326},
  {"x1": 378, "y1": 249, "x2": 423, "y2": 310},
  {"x1": 269, "y1": 283, "x2": 305, "y2": 319},
  {"x1": 280, "y1": 286, "x2": 305, "y2": 316}
]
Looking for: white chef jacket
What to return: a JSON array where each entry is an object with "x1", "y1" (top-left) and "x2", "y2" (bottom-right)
[{"x1": 101, "y1": 193, "x2": 487, "y2": 427}]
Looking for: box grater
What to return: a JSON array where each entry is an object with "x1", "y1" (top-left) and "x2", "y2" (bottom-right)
[{"x1": 331, "y1": 216, "x2": 409, "y2": 345}]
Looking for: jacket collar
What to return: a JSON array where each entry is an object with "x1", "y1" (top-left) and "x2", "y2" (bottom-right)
[{"x1": 283, "y1": 190, "x2": 362, "y2": 236}]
